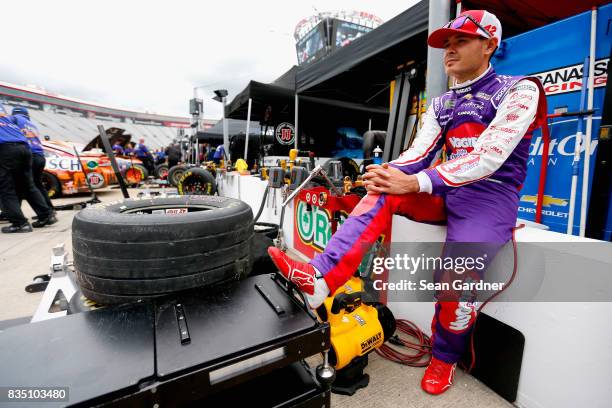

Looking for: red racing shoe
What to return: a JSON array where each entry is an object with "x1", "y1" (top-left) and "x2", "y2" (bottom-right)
[
  {"x1": 267, "y1": 247, "x2": 316, "y2": 295},
  {"x1": 421, "y1": 356, "x2": 456, "y2": 395}
]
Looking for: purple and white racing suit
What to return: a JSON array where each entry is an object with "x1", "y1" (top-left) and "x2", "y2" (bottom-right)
[{"x1": 309, "y1": 66, "x2": 547, "y2": 363}]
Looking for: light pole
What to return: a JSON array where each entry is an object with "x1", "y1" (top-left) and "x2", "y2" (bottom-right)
[
  {"x1": 213, "y1": 89, "x2": 229, "y2": 163},
  {"x1": 190, "y1": 87, "x2": 205, "y2": 165}
]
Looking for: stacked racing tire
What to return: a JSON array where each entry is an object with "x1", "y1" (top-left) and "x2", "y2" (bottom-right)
[
  {"x1": 154, "y1": 163, "x2": 169, "y2": 180},
  {"x1": 167, "y1": 164, "x2": 187, "y2": 187},
  {"x1": 72, "y1": 195, "x2": 253, "y2": 304},
  {"x1": 177, "y1": 167, "x2": 217, "y2": 195}
]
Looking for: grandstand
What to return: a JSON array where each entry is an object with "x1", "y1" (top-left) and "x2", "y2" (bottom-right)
[{"x1": 0, "y1": 81, "x2": 216, "y2": 149}]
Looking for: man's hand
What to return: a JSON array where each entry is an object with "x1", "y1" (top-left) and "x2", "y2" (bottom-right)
[{"x1": 362, "y1": 163, "x2": 420, "y2": 195}]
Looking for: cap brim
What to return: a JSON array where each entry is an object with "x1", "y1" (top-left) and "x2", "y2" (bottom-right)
[{"x1": 427, "y1": 27, "x2": 483, "y2": 48}]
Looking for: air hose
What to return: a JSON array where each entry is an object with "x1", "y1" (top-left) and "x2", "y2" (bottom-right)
[{"x1": 253, "y1": 185, "x2": 270, "y2": 223}]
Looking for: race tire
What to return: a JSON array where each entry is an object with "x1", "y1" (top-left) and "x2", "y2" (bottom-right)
[
  {"x1": 72, "y1": 195, "x2": 254, "y2": 303},
  {"x1": 78, "y1": 279, "x2": 238, "y2": 305},
  {"x1": 124, "y1": 167, "x2": 143, "y2": 185},
  {"x1": 167, "y1": 164, "x2": 187, "y2": 187},
  {"x1": 73, "y1": 238, "x2": 252, "y2": 279},
  {"x1": 73, "y1": 195, "x2": 253, "y2": 279},
  {"x1": 132, "y1": 163, "x2": 149, "y2": 180},
  {"x1": 74, "y1": 256, "x2": 250, "y2": 295},
  {"x1": 177, "y1": 167, "x2": 217, "y2": 195},
  {"x1": 154, "y1": 164, "x2": 169, "y2": 180},
  {"x1": 41, "y1": 172, "x2": 61, "y2": 198}
]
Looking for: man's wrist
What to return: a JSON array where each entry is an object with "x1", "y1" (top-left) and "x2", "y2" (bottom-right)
[{"x1": 415, "y1": 172, "x2": 433, "y2": 194}]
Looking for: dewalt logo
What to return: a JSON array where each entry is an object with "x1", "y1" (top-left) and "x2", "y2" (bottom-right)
[{"x1": 360, "y1": 332, "x2": 382, "y2": 353}]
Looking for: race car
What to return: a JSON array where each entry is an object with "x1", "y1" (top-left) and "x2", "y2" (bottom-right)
[
  {"x1": 82, "y1": 127, "x2": 149, "y2": 184},
  {"x1": 41, "y1": 140, "x2": 118, "y2": 197}
]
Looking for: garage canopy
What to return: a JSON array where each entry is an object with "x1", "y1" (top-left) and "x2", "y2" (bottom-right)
[
  {"x1": 195, "y1": 119, "x2": 260, "y2": 143},
  {"x1": 226, "y1": 67, "x2": 297, "y2": 122}
]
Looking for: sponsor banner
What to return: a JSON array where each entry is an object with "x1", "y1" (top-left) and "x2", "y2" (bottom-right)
[
  {"x1": 492, "y1": 4, "x2": 611, "y2": 234},
  {"x1": 531, "y1": 58, "x2": 608, "y2": 96},
  {"x1": 294, "y1": 200, "x2": 347, "y2": 256},
  {"x1": 45, "y1": 158, "x2": 82, "y2": 171}
]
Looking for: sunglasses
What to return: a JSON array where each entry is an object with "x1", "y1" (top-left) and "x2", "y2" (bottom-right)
[{"x1": 444, "y1": 14, "x2": 491, "y2": 38}]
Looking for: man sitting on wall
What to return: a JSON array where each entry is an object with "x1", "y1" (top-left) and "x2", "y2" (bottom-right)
[{"x1": 268, "y1": 10, "x2": 547, "y2": 395}]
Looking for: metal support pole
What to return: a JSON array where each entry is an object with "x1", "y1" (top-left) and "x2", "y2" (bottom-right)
[
  {"x1": 222, "y1": 96, "x2": 229, "y2": 162},
  {"x1": 580, "y1": 7, "x2": 597, "y2": 237},
  {"x1": 244, "y1": 98, "x2": 252, "y2": 162},
  {"x1": 425, "y1": 0, "x2": 451, "y2": 105},
  {"x1": 294, "y1": 93, "x2": 299, "y2": 150},
  {"x1": 195, "y1": 136, "x2": 200, "y2": 166}
]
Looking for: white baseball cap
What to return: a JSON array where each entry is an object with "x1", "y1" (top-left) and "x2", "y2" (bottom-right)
[{"x1": 428, "y1": 10, "x2": 502, "y2": 49}]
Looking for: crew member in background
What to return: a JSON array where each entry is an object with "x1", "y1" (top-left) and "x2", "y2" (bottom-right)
[
  {"x1": 125, "y1": 142, "x2": 136, "y2": 156},
  {"x1": 0, "y1": 105, "x2": 7, "y2": 223},
  {"x1": 212, "y1": 144, "x2": 225, "y2": 165},
  {"x1": 112, "y1": 141, "x2": 125, "y2": 156},
  {"x1": 135, "y1": 137, "x2": 154, "y2": 174},
  {"x1": 165, "y1": 142, "x2": 181, "y2": 168},
  {"x1": 268, "y1": 10, "x2": 547, "y2": 395},
  {"x1": 11, "y1": 107, "x2": 55, "y2": 213},
  {"x1": 154, "y1": 148, "x2": 167, "y2": 165},
  {"x1": 0, "y1": 107, "x2": 54, "y2": 233}
]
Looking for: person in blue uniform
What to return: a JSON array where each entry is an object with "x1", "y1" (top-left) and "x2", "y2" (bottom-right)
[
  {"x1": 134, "y1": 137, "x2": 155, "y2": 173},
  {"x1": 0, "y1": 107, "x2": 54, "y2": 233},
  {"x1": 11, "y1": 107, "x2": 55, "y2": 212}
]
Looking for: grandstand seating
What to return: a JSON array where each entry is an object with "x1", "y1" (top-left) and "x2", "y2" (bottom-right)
[{"x1": 1, "y1": 103, "x2": 190, "y2": 149}]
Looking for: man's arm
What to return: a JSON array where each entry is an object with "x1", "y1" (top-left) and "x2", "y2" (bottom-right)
[{"x1": 419, "y1": 79, "x2": 540, "y2": 194}]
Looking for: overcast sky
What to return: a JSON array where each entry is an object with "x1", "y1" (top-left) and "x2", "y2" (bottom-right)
[{"x1": 0, "y1": 0, "x2": 418, "y2": 119}]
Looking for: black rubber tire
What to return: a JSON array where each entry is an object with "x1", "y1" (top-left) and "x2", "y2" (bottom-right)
[
  {"x1": 132, "y1": 163, "x2": 149, "y2": 180},
  {"x1": 154, "y1": 164, "x2": 169, "y2": 179},
  {"x1": 72, "y1": 195, "x2": 254, "y2": 279},
  {"x1": 75, "y1": 255, "x2": 251, "y2": 295},
  {"x1": 73, "y1": 238, "x2": 252, "y2": 279},
  {"x1": 41, "y1": 172, "x2": 61, "y2": 198},
  {"x1": 167, "y1": 164, "x2": 187, "y2": 187},
  {"x1": 78, "y1": 278, "x2": 238, "y2": 305},
  {"x1": 79, "y1": 286, "x2": 160, "y2": 305},
  {"x1": 177, "y1": 167, "x2": 217, "y2": 195}
]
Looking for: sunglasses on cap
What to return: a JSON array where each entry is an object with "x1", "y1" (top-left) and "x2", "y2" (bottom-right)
[{"x1": 444, "y1": 14, "x2": 491, "y2": 38}]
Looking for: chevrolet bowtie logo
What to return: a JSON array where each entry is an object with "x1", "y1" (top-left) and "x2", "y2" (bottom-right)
[{"x1": 521, "y1": 195, "x2": 568, "y2": 207}]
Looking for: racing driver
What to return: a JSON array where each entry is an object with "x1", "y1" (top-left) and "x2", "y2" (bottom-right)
[{"x1": 268, "y1": 10, "x2": 547, "y2": 395}]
